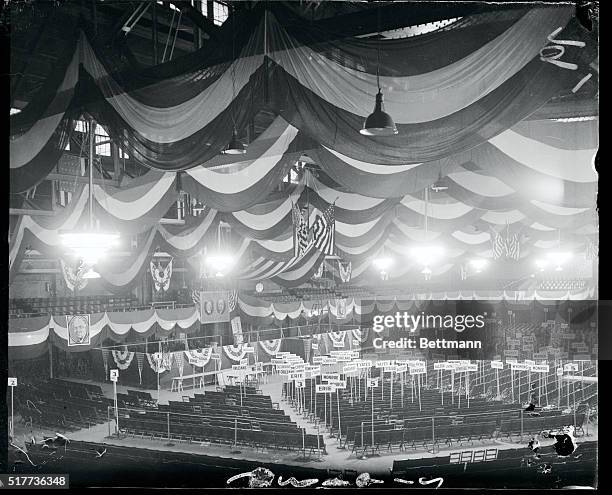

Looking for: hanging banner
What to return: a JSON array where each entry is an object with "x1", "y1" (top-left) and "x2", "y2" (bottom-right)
[
  {"x1": 136, "y1": 352, "x2": 144, "y2": 384},
  {"x1": 150, "y1": 257, "x2": 173, "y2": 292},
  {"x1": 185, "y1": 348, "x2": 212, "y2": 367},
  {"x1": 66, "y1": 314, "x2": 91, "y2": 346},
  {"x1": 199, "y1": 290, "x2": 230, "y2": 324},
  {"x1": 60, "y1": 258, "x2": 88, "y2": 292},
  {"x1": 329, "y1": 331, "x2": 346, "y2": 348},
  {"x1": 101, "y1": 349, "x2": 109, "y2": 379},
  {"x1": 147, "y1": 352, "x2": 172, "y2": 373},
  {"x1": 111, "y1": 347, "x2": 135, "y2": 370},
  {"x1": 231, "y1": 316, "x2": 244, "y2": 345},
  {"x1": 336, "y1": 298, "x2": 347, "y2": 319},
  {"x1": 259, "y1": 339, "x2": 282, "y2": 356}
]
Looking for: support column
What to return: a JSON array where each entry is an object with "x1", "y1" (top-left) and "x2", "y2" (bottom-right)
[{"x1": 152, "y1": 2, "x2": 159, "y2": 65}]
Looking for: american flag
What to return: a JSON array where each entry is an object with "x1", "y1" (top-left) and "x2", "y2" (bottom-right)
[
  {"x1": 506, "y1": 233, "x2": 520, "y2": 261},
  {"x1": 491, "y1": 230, "x2": 506, "y2": 260},
  {"x1": 292, "y1": 202, "x2": 310, "y2": 257},
  {"x1": 312, "y1": 203, "x2": 335, "y2": 256}
]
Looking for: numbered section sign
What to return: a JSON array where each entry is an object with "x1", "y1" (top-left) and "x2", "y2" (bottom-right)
[
  {"x1": 7, "y1": 378, "x2": 17, "y2": 387},
  {"x1": 110, "y1": 369, "x2": 119, "y2": 382},
  {"x1": 367, "y1": 378, "x2": 379, "y2": 388}
]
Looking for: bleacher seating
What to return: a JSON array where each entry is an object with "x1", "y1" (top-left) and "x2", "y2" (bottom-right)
[
  {"x1": 9, "y1": 295, "x2": 139, "y2": 317},
  {"x1": 538, "y1": 279, "x2": 587, "y2": 291}
]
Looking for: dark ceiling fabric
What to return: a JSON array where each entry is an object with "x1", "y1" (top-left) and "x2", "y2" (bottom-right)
[
  {"x1": 284, "y1": 8, "x2": 532, "y2": 77},
  {"x1": 81, "y1": 66, "x2": 267, "y2": 171},
  {"x1": 270, "y1": 19, "x2": 597, "y2": 165},
  {"x1": 10, "y1": 108, "x2": 77, "y2": 193}
]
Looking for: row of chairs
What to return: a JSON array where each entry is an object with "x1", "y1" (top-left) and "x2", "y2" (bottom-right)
[{"x1": 120, "y1": 416, "x2": 326, "y2": 455}]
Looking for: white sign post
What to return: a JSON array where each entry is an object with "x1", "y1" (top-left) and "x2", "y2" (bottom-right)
[
  {"x1": 110, "y1": 369, "x2": 119, "y2": 434},
  {"x1": 8, "y1": 377, "x2": 17, "y2": 439},
  {"x1": 367, "y1": 378, "x2": 378, "y2": 454}
]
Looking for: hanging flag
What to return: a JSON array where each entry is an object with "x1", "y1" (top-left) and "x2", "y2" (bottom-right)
[
  {"x1": 292, "y1": 202, "x2": 310, "y2": 257},
  {"x1": 191, "y1": 290, "x2": 201, "y2": 305},
  {"x1": 338, "y1": 260, "x2": 352, "y2": 283},
  {"x1": 491, "y1": 229, "x2": 506, "y2": 260},
  {"x1": 312, "y1": 203, "x2": 335, "y2": 256},
  {"x1": 150, "y1": 257, "x2": 173, "y2": 292},
  {"x1": 506, "y1": 233, "x2": 521, "y2": 261},
  {"x1": 228, "y1": 290, "x2": 238, "y2": 312}
]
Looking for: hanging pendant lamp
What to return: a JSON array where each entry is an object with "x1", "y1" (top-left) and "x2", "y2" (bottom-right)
[
  {"x1": 360, "y1": 7, "x2": 397, "y2": 137},
  {"x1": 223, "y1": 128, "x2": 246, "y2": 155},
  {"x1": 360, "y1": 90, "x2": 398, "y2": 136}
]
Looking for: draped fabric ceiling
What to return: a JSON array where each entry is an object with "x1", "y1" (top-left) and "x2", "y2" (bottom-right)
[{"x1": 9, "y1": 4, "x2": 598, "y2": 289}]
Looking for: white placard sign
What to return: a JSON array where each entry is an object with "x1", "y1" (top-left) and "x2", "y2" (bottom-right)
[
  {"x1": 511, "y1": 363, "x2": 531, "y2": 371},
  {"x1": 367, "y1": 378, "x2": 379, "y2": 388},
  {"x1": 491, "y1": 361, "x2": 504, "y2": 370},
  {"x1": 343, "y1": 364, "x2": 357, "y2": 374},
  {"x1": 110, "y1": 369, "x2": 119, "y2": 382},
  {"x1": 530, "y1": 364, "x2": 549, "y2": 373},
  {"x1": 8, "y1": 377, "x2": 17, "y2": 387},
  {"x1": 316, "y1": 384, "x2": 335, "y2": 393},
  {"x1": 322, "y1": 373, "x2": 340, "y2": 382}
]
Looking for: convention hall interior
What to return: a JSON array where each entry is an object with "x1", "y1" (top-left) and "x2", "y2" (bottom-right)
[{"x1": 7, "y1": 0, "x2": 598, "y2": 489}]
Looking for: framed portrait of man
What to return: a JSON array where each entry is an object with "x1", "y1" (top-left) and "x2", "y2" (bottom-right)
[{"x1": 67, "y1": 314, "x2": 91, "y2": 346}]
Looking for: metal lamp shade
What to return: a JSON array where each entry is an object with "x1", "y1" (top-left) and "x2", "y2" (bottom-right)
[
  {"x1": 360, "y1": 90, "x2": 398, "y2": 136},
  {"x1": 223, "y1": 129, "x2": 247, "y2": 155}
]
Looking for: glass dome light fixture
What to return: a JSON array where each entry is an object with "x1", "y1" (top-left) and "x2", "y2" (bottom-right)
[{"x1": 360, "y1": 7, "x2": 398, "y2": 137}]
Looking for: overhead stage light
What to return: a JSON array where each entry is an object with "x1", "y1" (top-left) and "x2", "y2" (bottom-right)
[
  {"x1": 205, "y1": 253, "x2": 235, "y2": 277},
  {"x1": 469, "y1": 259, "x2": 488, "y2": 273},
  {"x1": 60, "y1": 231, "x2": 120, "y2": 265},
  {"x1": 360, "y1": 90, "x2": 398, "y2": 136},
  {"x1": 410, "y1": 246, "x2": 444, "y2": 267},
  {"x1": 372, "y1": 256, "x2": 394, "y2": 271}
]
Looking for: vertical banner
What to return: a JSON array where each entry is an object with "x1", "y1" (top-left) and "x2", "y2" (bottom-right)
[
  {"x1": 199, "y1": 290, "x2": 231, "y2": 324},
  {"x1": 231, "y1": 316, "x2": 244, "y2": 345},
  {"x1": 337, "y1": 298, "x2": 347, "y2": 319}
]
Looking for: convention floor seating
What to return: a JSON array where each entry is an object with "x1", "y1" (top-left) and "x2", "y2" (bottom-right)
[
  {"x1": 292, "y1": 373, "x2": 588, "y2": 454},
  {"x1": 14, "y1": 379, "x2": 112, "y2": 432},
  {"x1": 118, "y1": 386, "x2": 326, "y2": 455}
]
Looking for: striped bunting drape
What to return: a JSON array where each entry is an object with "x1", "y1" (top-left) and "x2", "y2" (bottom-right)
[{"x1": 259, "y1": 339, "x2": 282, "y2": 356}]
